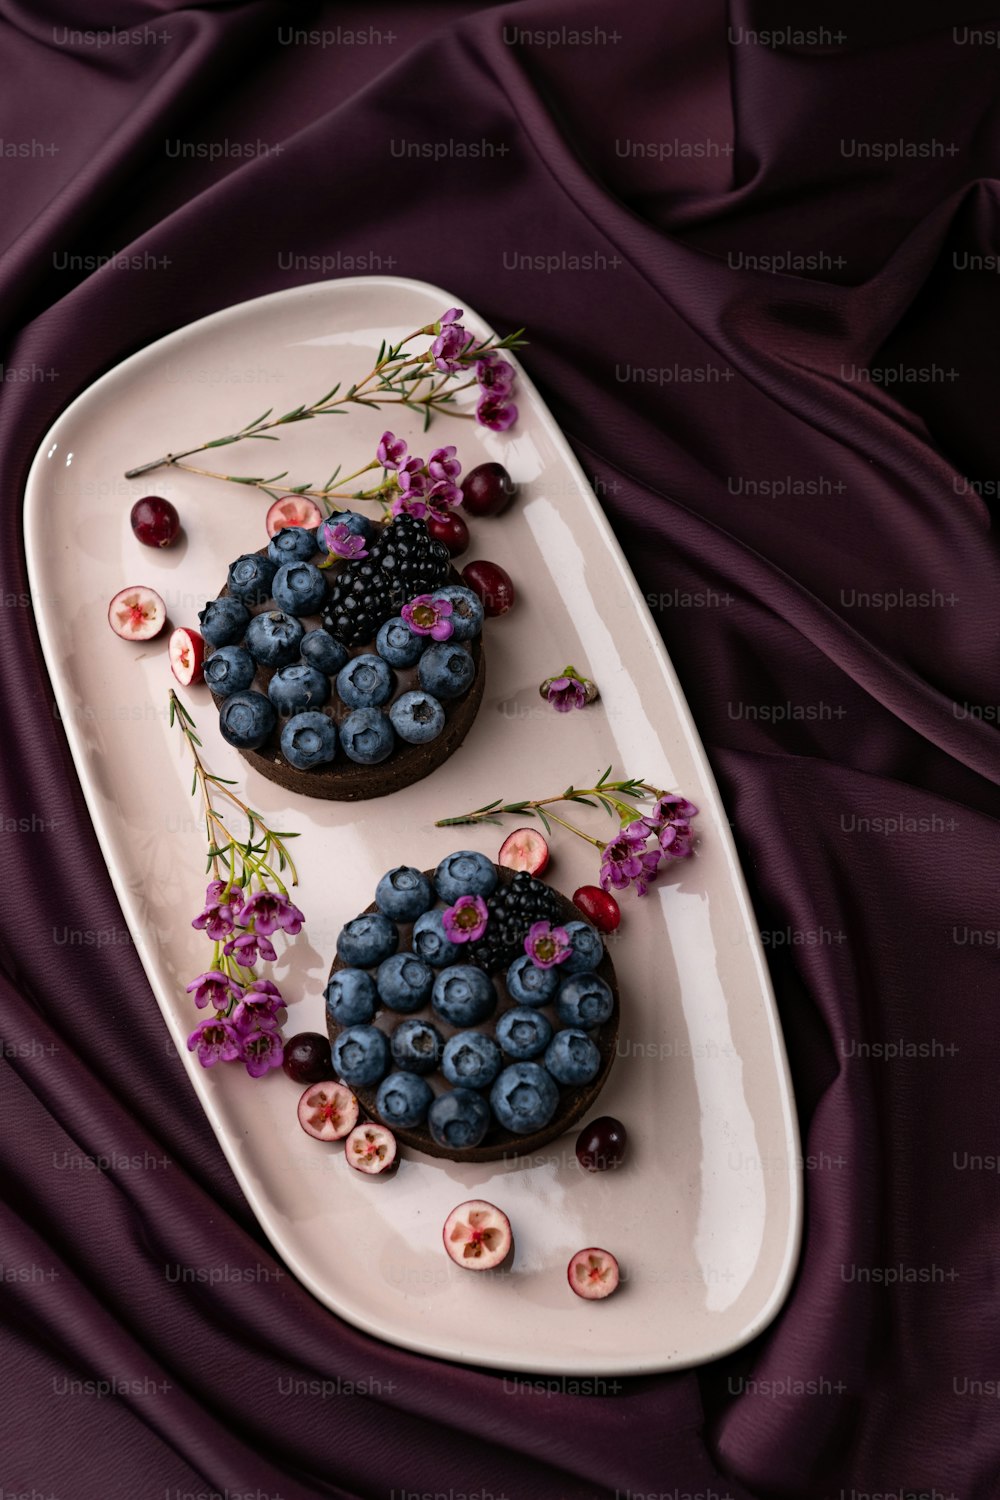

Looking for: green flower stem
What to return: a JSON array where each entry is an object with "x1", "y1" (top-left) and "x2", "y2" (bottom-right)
[
  {"x1": 435, "y1": 771, "x2": 669, "y2": 846},
  {"x1": 169, "y1": 691, "x2": 299, "y2": 891},
  {"x1": 538, "y1": 807, "x2": 607, "y2": 850}
]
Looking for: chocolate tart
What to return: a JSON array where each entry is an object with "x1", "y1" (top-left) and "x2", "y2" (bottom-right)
[
  {"x1": 205, "y1": 530, "x2": 485, "y2": 801},
  {"x1": 325, "y1": 866, "x2": 620, "y2": 1162}
]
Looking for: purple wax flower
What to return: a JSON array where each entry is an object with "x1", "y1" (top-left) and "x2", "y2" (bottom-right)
[
  {"x1": 545, "y1": 676, "x2": 588, "y2": 712},
  {"x1": 377, "y1": 431, "x2": 408, "y2": 470},
  {"x1": 185, "y1": 971, "x2": 243, "y2": 1011},
  {"x1": 232, "y1": 980, "x2": 285, "y2": 1035},
  {"x1": 524, "y1": 920, "x2": 572, "y2": 968},
  {"x1": 427, "y1": 445, "x2": 462, "y2": 482},
  {"x1": 658, "y1": 821, "x2": 696, "y2": 860},
  {"x1": 476, "y1": 393, "x2": 518, "y2": 431},
  {"x1": 187, "y1": 1017, "x2": 243, "y2": 1068},
  {"x1": 599, "y1": 823, "x2": 662, "y2": 897},
  {"x1": 642, "y1": 794, "x2": 700, "y2": 830},
  {"x1": 476, "y1": 356, "x2": 515, "y2": 395},
  {"x1": 432, "y1": 322, "x2": 475, "y2": 373},
  {"x1": 441, "y1": 894, "x2": 489, "y2": 944},
  {"x1": 191, "y1": 881, "x2": 244, "y2": 941},
  {"x1": 439, "y1": 307, "x2": 463, "y2": 326},
  {"x1": 224, "y1": 929, "x2": 278, "y2": 968},
  {"x1": 240, "y1": 1027, "x2": 285, "y2": 1078},
  {"x1": 401, "y1": 594, "x2": 454, "y2": 641},
  {"x1": 391, "y1": 491, "x2": 428, "y2": 520},
  {"x1": 237, "y1": 891, "x2": 305, "y2": 938},
  {"x1": 425, "y1": 478, "x2": 463, "y2": 517},
  {"x1": 320, "y1": 520, "x2": 367, "y2": 559}
]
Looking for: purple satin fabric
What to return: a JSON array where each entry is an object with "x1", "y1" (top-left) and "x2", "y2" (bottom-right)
[{"x1": 2, "y1": 2, "x2": 998, "y2": 1496}]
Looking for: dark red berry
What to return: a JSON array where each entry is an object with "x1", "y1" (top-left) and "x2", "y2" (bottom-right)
[
  {"x1": 575, "y1": 1116, "x2": 628, "y2": 1172},
  {"x1": 461, "y1": 463, "x2": 516, "y2": 518},
  {"x1": 282, "y1": 1032, "x2": 333, "y2": 1084},
  {"x1": 572, "y1": 885, "x2": 621, "y2": 933},
  {"x1": 426, "y1": 511, "x2": 470, "y2": 557},
  {"x1": 130, "y1": 495, "x2": 180, "y2": 548},
  {"x1": 461, "y1": 560, "x2": 515, "y2": 617}
]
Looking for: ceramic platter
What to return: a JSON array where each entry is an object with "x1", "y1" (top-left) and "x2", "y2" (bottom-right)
[{"x1": 24, "y1": 276, "x2": 801, "y2": 1375}]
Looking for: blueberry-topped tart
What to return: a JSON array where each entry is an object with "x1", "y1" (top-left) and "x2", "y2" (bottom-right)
[
  {"x1": 324, "y1": 852, "x2": 620, "y2": 1161},
  {"x1": 198, "y1": 514, "x2": 486, "y2": 800}
]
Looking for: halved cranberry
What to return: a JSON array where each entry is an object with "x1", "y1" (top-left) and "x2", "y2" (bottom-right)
[
  {"x1": 265, "y1": 495, "x2": 324, "y2": 537},
  {"x1": 107, "y1": 585, "x2": 166, "y2": 642},
  {"x1": 296, "y1": 1082, "x2": 359, "y2": 1141},
  {"x1": 442, "y1": 1199, "x2": 513, "y2": 1271},
  {"x1": 567, "y1": 1247, "x2": 620, "y2": 1300},
  {"x1": 499, "y1": 827, "x2": 549, "y2": 875},
  {"x1": 344, "y1": 1122, "x2": 397, "y2": 1175},
  {"x1": 168, "y1": 627, "x2": 205, "y2": 686}
]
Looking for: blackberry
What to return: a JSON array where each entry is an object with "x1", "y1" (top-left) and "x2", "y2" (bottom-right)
[
  {"x1": 322, "y1": 561, "x2": 396, "y2": 647},
  {"x1": 370, "y1": 515, "x2": 451, "y2": 600},
  {"x1": 466, "y1": 872, "x2": 561, "y2": 973}
]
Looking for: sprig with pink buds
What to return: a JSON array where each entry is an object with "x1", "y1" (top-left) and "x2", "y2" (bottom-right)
[
  {"x1": 170, "y1": 691, "x2": 305, "y2": 1078},
  {"x1": 123, "y1": 308, "x2": 525, "y2": 504},
  {"x1": 436, "y1": 767, "x2": 700, "y2": 898}
]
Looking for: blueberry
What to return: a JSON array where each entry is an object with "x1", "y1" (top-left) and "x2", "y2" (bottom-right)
[
  {"x1": 340, "y1": 708, "x2": 395, "y2": 764},
  {"x1": 203, "y1": 645, "x2": 255, "y2": 698},
  {"x1": 218, "y1": 691, "x2": 275, "y2": 749},
  {"x1": 412, "y1": 909, "x2": 461, "y2": 967},
  {"x1": 317, "y1": 510, "x2": 376, "y2": 549},
  {"x1": 375, "y1": 617, "x2": 426, "y2": 668},
  {"x1": 556, "y1": 972, "x2": 614, "y2": 1029},
  {"x1": 227, "y1": 553, "x2": 277, "y2": 603},
  {"x1": 300, "y1": 629, "x2": 349, "y2": 675},
  {"x1": 325, "y1": 968, "x2": 377, "y2": 1026},
  {"x1": 245, "y1": 610, "x2": 304, "y2": 668},
  {"x1": 376, "y1": 1070, "x2": 433, "y2": 1128},
  {"x1": 436, "y1": 585, "x2": 484, "y2": 641},
  {"x1": 390, "y1": 691, "x2": 446, "y2": 745},
  {"x1": 198, "y1": 596, "x2": 249, "y2": 647},
  {"x1": 390, "y1": 1019, "x2": 444, "y2": 1075},
  {"x1": 428, "y1": 1088, "x2": 491, "y2": 1150},
  {"x1": 544, "y1": 1029, "x2": 601, "y2": 1086},
  {"x1": 268, "y1": 526, "x2": 318, "y2": 565},
  {"x1": 506, "y1": 954, "x2": 561, "y2": 1007},
  {"x1": 375, "y1": 866, "x2": 434, "y2": 922},
  {"x1": 376, "y1": 953, "x2": 434, "y2": 1013},
  {"x1": 490, "y1": 1063, "x2": 559, "y2": 1135},
  {"x1": 268, "y1": 663, "x2": 330, "y2": 716},
  {"x1": 441, "y1": 1031, "x2": 502, "y2": 1089},
  {"x1": 434, "y1": 850, "x2": 497, "y2": 903},
  {"x1": 332, "y1": 1025, "x2": 389, "y2": 1088},
  {"x1": 496, "y1": 1007, "x2": 552, "y2": 1060},
  {"x1": 272, "y1": 561, "x2": 326, "y2": 615},
  {"x1": 432, "y1": 965, "x2": 496, "y2": 1027},
  {"x1": 336, "y1": 654, "x2": 395, "y2": 709},
  {"x1": 280, "y1": 711, "x2": 337, "y2": 770},
  {"x1": 336, "y1": 912, "x2": 399, "y2": 968},
  {"x1": 418, "y1": 642, "x2": 476, "y2": 700},
  {"x1": 563, "y1": 920, "x2": 604, "y2": 974}
]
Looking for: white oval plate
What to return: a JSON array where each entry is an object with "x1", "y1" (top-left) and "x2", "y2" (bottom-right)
[{"x1": 24, "y1": 276, "x2": 800, "y2": 1375}]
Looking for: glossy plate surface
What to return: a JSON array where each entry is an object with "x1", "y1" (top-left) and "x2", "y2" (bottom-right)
[{"x1": 24, "y1": 276, "x2": 801, "y2": 1375}]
